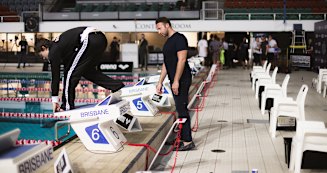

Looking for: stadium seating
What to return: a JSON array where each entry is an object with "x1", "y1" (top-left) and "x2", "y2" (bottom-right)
[{"x1": 224, "y1": 0, "x2": 327, "y2": 20}]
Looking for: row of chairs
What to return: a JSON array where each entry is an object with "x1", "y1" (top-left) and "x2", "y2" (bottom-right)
[{"x1": 250, "y1": 62, "x2": 327, "y2": 173}]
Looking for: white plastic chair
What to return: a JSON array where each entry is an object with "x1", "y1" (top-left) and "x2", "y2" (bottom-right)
[
  {"x1": 323, "y1": 81, "x2": 327, "y2": 98},
  {"x1": 289, "y1": 120, "x2": 327, "y2": 173},
  {"x1": 250, "y1": 61, "x2": 268, "y2": 81},
  {"x1": 255, "y1": 66, "x2": 278, "y2": 100},
  {"x1": 251, "y1": 63, "x2": 272, "y2": 90},
  {"x1": 261, "y1": 74, "x2": 290, "y2": 115},
  {"x1": 252, "y1": 60, "x2": 268, "y2": 71},
  {"x1": 269, "y1": 84, "x2": 308, "y2": 138},
  {"x1": 316, "y1": 69, "x2": 327, "y2": 93}
]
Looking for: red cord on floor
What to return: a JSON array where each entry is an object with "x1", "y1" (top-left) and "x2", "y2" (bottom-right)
[{"x1": 126, "y1": 121, "x2": 183, "y2": 172}]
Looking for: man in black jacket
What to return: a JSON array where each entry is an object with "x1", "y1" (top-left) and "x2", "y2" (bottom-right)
[{"x1": 36, "y1": 27, "x2": 125, "y2": 112}]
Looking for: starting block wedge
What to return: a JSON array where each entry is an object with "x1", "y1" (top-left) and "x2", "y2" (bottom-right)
[
  {"x1": 0, "y1": 129, "x2": 54, "y2": 173},
  {"x1": 70, "y1": 117, "x2": 126, "y2": 152},
  {"x1": 150, "y1": 93, "x2": 171, "y2": 107},
  {"x1": 126, "y1": 95, "x2": 159, "y2": 116},
  {"x1": 116, "y1": 113, "x2": 142, "y2": 132},
  {"x1": 138, "y1": 75, "x2": 175, "y2": 106}
]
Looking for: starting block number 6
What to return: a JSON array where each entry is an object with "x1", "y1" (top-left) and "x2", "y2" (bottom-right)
[{"x1": 85, "y1": 124, "x2": 109, "y2": 144}]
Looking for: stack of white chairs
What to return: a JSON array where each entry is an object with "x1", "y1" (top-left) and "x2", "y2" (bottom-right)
[
  {"x1": 261, "y1": 74, "x2": 290, "y2": 115},
  {"x1": 255, "y1": 66, "x2": 278, "y2": 100},
  {"x1": 251, "y1": 63, "x2": 272, "y2": 90},
  {"x1": 250, "y1": 61, "x2": 268, "y2": 81},
  {"x1": 269, "y1": 84, "x2": 308, "y2": 138},
  {"x1": 312, "y1": 69, "x2": 327, "y2": 96},
  {"x1": 289, "y1": 120, "x2": 327, "y2": 173}
]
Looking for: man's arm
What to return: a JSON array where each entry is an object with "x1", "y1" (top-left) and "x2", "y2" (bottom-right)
[
  {"x1": 172, "y1": 50, "x2": 187, "y2": 95},
  {"x1": 156, "y1": 63, "x2": 167, "y2": 94},
  {"x1": 49, "y1": 47, "x2": 63, "y2": 112}
]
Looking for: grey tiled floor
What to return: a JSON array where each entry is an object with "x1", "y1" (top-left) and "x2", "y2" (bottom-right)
[{"x1": 157, "y1": 67, "x2": 327, "y2": 173}]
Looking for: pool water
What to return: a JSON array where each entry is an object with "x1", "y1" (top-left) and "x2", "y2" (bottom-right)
[{"x1": 0, "y1": 117, "x2": 75, "y2": 141}]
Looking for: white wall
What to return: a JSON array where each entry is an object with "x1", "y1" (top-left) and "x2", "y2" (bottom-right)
[{"x1": 0, "y1": 20, "x2": 320, "y2": 33}]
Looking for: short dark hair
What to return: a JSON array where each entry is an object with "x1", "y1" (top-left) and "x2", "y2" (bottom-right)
[
  {"x1": 155, "y1": 17, "x2": 171, "y2": 26},
  {"x1": 35, "y1": 38, "x2": 52, "y2": 53}
]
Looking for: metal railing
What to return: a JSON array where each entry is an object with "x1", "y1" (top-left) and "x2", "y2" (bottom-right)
[{"x1": 54, "y1": 120, "x2": 71, "y2": 141}]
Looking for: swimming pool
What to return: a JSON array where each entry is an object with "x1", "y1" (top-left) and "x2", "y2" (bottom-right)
[{"x1": 0, "y1": 71, "x2": 158, "y2": 148}]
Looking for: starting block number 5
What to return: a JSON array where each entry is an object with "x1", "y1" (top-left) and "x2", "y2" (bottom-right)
[
  {"x1": 133, "y1": 98, "x2": 148, "y2": 111},
  {"x1": 85, "y1": 124, "x2": 109, "y2": 144}
]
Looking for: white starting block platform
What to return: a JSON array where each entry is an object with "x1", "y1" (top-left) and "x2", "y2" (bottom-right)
[
  {"x1": 121, "y1": 78, "x2": 177, "y2": 116},
  {"x1": 54, "y1": 94, "x2": 142, "y2": 152},
  {"x1": 54, "y1": 93, "x2": 142, "y2": 132},
  {"x1": 0, "y1": 129, "x2": 54, "y2": 173},
  {"x1": 139, "y1": 75, "x2": 175, "y2": 107}
]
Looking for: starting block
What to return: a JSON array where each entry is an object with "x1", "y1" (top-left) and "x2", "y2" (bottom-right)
[
  {"x1": 0, "y1": 129, "x2": 54, "y2": 173},
  {"x1": 150, "y1": 93, "x2": 171, "y2": 107},
  {"x1": 121, "y1": 78, "x2": 164, "y2": 116},
  {"x1": 139, "y1": 75, "x2": 175, "y2": 107},
  {"x1": 126, "y1": 94, "x2": 159, "y2": 117},
  {"x1": 70, "y1": 117, "x2": 127, "y2": 152},
  {"x1": 54, "y1": 94, "x2": 142, "y2": 132},
  {"x1": 54, "y1": 94, "x2": 142, "y2": 152}
]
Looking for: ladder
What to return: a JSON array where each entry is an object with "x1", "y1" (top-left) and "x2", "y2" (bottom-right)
[{"x1": 290, "y1": 30, "x2": 306, "y2": 53}]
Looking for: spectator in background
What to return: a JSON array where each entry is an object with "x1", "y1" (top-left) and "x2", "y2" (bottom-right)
[
  {"x1": 267, "y1": 35, "x2": 278, "y2": 69},
  {"x1": 138, "y1": 33, "x2": 148, "y2": 71},
  {"x1": 222, "y1": 38, "x2": 229, "y2": 69},
  {"x1": 252, "y1": 36, "x2": 262, "y2": 66},
  {"x1": 239, "y1": 37, "x2": 249, "y2": 69},
  {"x1": 17, "y1": 36, "x2": 28, "y2": 68},
  {"x1": 228, "y1": 38, "x2": 237, "y2": 68},
  {"x1": 110, "y1": 36, "x2": 120, "y2": 62},
  {"x1": 206, "y1": 34, "x2": 214, "y2": 67},
  {"x1": 307, "y1": 38, "x2": 314, "y2": 70},
  {"x1": 197, "y1": 35, "x2": 208, "y2": 61},
  {"x1": 209, "y1": 35, "x2": 221, "y2": 65},
  {"x1": 260, "y1": 35, "x2": 268, "y2": 66}
]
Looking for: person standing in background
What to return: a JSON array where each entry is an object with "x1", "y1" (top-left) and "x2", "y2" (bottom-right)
[
  {"x1": 252, "y1": 36, "x2": 262, "y2": 66},
  {"x1": 110, "y1": 36, "x2": 120, "y2": 62},
  {"x1": 260, "y1": 35, "x2": 268, "y2": 66},
  {"x1": 228, "y1": 38, "x2": 237, "y2": 68},
  {"x1": 306, "y1": 38, "x2": 314, "y2": 70},
  {"x1": 239, "y1": 37, "x2": 249, "y2": 69},
  {"x1": 222, "y1": 38, "x2": 229, "y2": 69},
  {"x1": 138, "y1": 33, "x2": 149, "y2": 71},
  {"x1": 17, "y1": 36, "x2": 28, "y2": 68},
  {"x1": 209, "y1": 35, "x2": 221, "y2": 65},
  {"x1": 206, "y1": 34, "x2": 214, "y2": 67},
  {"x1": 155, "y1": 17, "x2": 195, "y2": 151},
  {"x1": 267, "y1": 35, "x2": 278, "y2": 69},
  {"x1": 197, "y1": 35, "x2": 208, "y2": 62}
]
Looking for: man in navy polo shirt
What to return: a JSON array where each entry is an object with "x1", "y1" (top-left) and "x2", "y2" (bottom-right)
[{"x1": 155, "y1": 17, "x2": 195, "y2": 151}]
